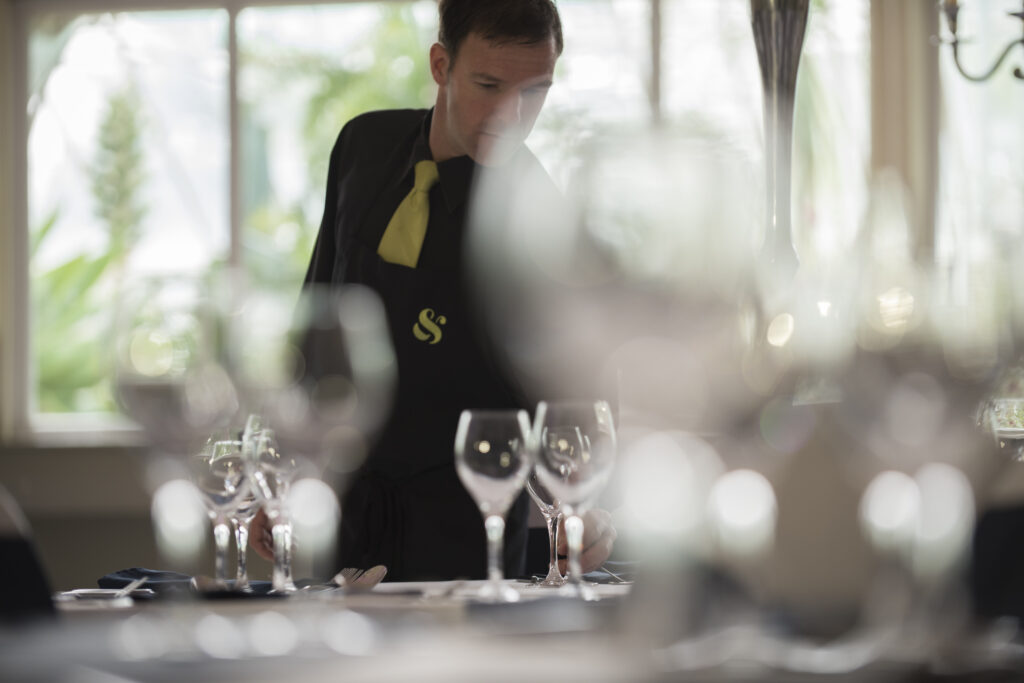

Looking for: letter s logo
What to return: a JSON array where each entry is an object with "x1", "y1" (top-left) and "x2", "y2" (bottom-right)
[{"x1": 413, "y1": 308, "x2": 446, "y2": 345}]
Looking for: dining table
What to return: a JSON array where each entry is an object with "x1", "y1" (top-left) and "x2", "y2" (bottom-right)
[{"x1": 3, "y1": 577, "x2": 1024, "y2": 683}]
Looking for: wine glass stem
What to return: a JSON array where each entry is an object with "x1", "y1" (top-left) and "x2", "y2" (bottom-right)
[
  {"x1": 565, "y1": 513, "x2": 584, "y2": 585},
  {"x1": 233, "y1": 518, "x2": 250, "y2": 590},
  {"x1": 213, "y1": 520, "x2": 231, "y2": 587},
  {"x1": 546, "y1": 512, "x2": 562, "y2": 581},
  {"x1": 485, "y1": 515, "x2": 506, "y2": 589},
  {"x1": 271, "y1": 520, "x2": 296, "y2": 593}
]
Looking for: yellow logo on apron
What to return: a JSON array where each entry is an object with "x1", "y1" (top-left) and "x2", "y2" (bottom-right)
[{"x1": 413, "y1": 308, "x2": 446, "y2": 344}]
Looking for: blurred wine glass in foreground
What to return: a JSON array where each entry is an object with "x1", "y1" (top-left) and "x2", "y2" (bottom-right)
[
  {"x1": 113, "y1": 275, "x2": 239, "y2": 568},
  {"x1": 229, "y1": 284, "x2": 396, "y2": 574},
  {"x1": 114, "y1": 275, "x2": 238, "y2": 457}
]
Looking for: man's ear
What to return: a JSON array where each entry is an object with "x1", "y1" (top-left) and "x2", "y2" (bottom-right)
[{"x1": 429, "y1": 43, "x2": 450, "y2": 86}]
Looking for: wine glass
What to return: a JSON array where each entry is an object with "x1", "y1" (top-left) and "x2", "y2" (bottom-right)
[
  {"x1": 454, "y1": 409, "x2": 533, "y2": 602},
  {"x1": 193, "y1": 439, "x2": 250, "y2": 589},
  {"x1": 246, "y1": 428, "x2": 298, "y2": 594},
  {"x1": 533, "y1": 400, "x2": 617, "y2": 600},
  {"x1": 229, "y1": 486, "x2": 258, "y2": 592},
  {"x1": 232, "y1": 414, "x2": 266, "y2": 592},
  {"x1": 113, "y1": 275, "x2": 240, "y2": 571},
  {"x1": 229, "y1": 284, "x2": 395, "y2": 580},
  {"x1": 114, "y1": 275, "x2": 239, "y2": 459},
  {"x1": 524, "y1": 468, "x2": 566, "y2": 587}
]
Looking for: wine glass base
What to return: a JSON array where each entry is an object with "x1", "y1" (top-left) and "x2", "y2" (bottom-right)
[
  {"x1": 474, "y1": 582, "x2": 521, "y2": 603},
  {"x1": 531, "y1": 575, "x2": 567, "y2": 588},
  {"x1": 557, "y1": 581, "x2": 600, "y2": 601}
]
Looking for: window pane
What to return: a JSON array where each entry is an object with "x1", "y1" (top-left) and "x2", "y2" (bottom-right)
[
  {"x1": 28, "y1": 10, "x2": 228, "y2": 414},
  {"x1": 237, "y1": 2, "x2": 438, "y2": 292},
  {"x1": 936, "y1": 9, "x2": 1024, "y2": 266},
  {"x1": 663, "y1": 0, "x2": 871, "y2": 264},
  {"x1": 529, "y1": 0, "x2": 652, "y2": 186}
]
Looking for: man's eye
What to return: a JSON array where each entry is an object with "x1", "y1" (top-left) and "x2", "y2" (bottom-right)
[{"x1": 476, "y1": 82, "x2": 499, "y2": 90}]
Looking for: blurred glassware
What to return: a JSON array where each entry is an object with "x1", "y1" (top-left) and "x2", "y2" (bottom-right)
[
  {"x1": 113, "y1": 275, "x2": 239, "y2": 459},
  {"x1": 533, "y1": 400, "x2": 617, "y2": 600},
  {"x1": 750, "y1": 0, "x2": 809, "y2": 281},
  {"x1": 113, "y1": 274, "x2": 240, "y2": 571},
  {"x1": 524, "y1": 468, "x2": 566, "y2": 587},
  {"x1": 247, "y1": 428, "x2": 297, "y2": 594},
  {"x1": 454, "y1": 409, "x2": 533, "y2": 602},
  {"x1": 193, "y1": 439, "x2": 250, "y2": 589},
  {"x1": 229, "y1": 284, "x2": 394, "y2": 476},
  {"x1": 228, "y1": 283, "x2": 396, "y2": 573},
  {"x1": 467, "y1": 127, "x2": 762, "y2": 440}
]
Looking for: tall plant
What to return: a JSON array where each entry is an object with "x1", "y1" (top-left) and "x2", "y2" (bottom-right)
[{"x1": 33, "y1": 85, "x2": 146, "y2": 412}]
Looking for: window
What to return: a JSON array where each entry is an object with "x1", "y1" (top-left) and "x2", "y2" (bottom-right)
[
  {"x1": 4, "y1": 0, "x2": 874, "y2": 441},
  {"x1": 935, "y1": 6, "x2": 1024, "y2": 268},
  {"x1": 11, "y1": 1, "x2": 442, "y2": 438}
]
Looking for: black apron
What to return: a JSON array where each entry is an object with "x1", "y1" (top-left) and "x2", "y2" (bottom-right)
[{"x1": 331, "y1": 155, "x2": 528, "y2": 582}]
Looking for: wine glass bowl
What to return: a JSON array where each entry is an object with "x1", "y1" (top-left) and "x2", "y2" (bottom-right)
[
  {"x1": 229, "y1": 284, "x2": 395, "y2": 485},
  {"x1": 114, "y1": 276, "x2": 238, "y2": 457},
  {"x1": 454, "y1": 409, "x2": 532, "y2": 602}
]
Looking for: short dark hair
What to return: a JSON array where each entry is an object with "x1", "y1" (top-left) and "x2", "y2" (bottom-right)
[{"x1": 438, "y1": 0, "x2": 563, "y2": 60}]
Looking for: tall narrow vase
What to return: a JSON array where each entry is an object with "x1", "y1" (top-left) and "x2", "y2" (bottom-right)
[{"x1": 751, "y1": 0, "x2": 809, "y2": 278}]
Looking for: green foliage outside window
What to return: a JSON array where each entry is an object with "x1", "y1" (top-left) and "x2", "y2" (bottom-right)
[
  {"x1": 31, "y1": 5, "x2": 437, "y2": 415},
  {"x1": 32, "y1": 86, "x2": 145, "y2": 413}
]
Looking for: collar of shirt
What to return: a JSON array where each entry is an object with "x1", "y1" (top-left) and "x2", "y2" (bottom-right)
[{"x1": 406, "y1": 109, "x2": 475, "y2": 214}]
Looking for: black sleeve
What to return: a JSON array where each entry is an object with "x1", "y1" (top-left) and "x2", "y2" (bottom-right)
[{"x1": 303, "y1": 129, "x2": 347, "y2": 287}]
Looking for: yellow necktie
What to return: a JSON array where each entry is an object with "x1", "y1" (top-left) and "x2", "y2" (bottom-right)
[{"x1": 377, "y1": 160, "x2": 440, "y2": 268}]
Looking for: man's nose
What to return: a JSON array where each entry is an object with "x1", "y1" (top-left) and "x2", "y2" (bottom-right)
[{"x1": 493, "y1": 92, "x2": 523, "y2": 128}]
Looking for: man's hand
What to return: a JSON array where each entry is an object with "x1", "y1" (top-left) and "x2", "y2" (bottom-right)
[
  {"x1": 248, "y1": 507, "x2": 274, "y2": 561},
  {"x1": 557, "y1": 508, "x2": 617, "y2": 575}
]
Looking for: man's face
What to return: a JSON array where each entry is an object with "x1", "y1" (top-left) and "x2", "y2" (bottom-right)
[{"x1": 430, "y1": 32, "x2": 558, "y2": 166}]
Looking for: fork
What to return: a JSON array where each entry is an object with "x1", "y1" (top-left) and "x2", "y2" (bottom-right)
[{"x1": 331, "y1": 565, "x2": 387, "y2": 590}]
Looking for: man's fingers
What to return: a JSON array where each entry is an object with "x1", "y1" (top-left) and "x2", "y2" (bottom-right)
[
  {"x1": 248, "y1": 508, "x2": 275, "y2": 561},
  {"x1": 557, "y1": 534, "x2": 615, "y2": 576},
  {"x1": 582, "y1": 510, "x2": 614, "y2": 551},
  {"x1": 556, "y1": 509, "x2": 615, "y2": 555},
  {"x1": 580, "y1": 533, "x2": 615, "y2": 574}
]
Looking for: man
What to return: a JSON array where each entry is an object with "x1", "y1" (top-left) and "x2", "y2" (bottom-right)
[{"x1": 251, "y1": 0, "x2": 615, "y2": 582}]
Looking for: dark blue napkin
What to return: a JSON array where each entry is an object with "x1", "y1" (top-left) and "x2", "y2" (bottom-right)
[{"x1": 98, "y1": 568, "x2": 274, "y2": 596}]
